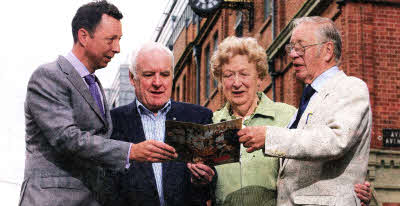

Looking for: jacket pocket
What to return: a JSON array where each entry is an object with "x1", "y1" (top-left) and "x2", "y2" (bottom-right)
[
  {"x1": 40, "y1": 176, "x2": 84, "y2": 189},
  {"x1": 294, "y1": 195, "x2": 335, "y2": 205}
]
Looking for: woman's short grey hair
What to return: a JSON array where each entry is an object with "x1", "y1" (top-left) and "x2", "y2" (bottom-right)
[
  {"x1": 292, "y1": 16, "x2": 342, "y2": 64},
  {"x1": 211, "y1": 36, "x2": 268, "y2": 82},
  {"x1": 129, "y1": 42, "x2": 175, "y2": 79}
]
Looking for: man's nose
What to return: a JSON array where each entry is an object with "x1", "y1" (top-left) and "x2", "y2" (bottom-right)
[
  {"x1": 112, "y1": 39, "x2": 120, "y2": 54},
  {"x1": 289, "y1": 48, "x2": 299, "y2": 59},
  {"x1": 152, "y1": 75, "x2": 162, "y2": 87}
]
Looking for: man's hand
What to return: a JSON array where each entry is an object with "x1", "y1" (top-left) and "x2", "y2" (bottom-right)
[
  {"x1": 238, "y1": 126, "x2": 267, "y2": 153},
  {"x1": 129, "y1": 140, "x2": 177, "y2": 162},
  {"x1": 187, "y1": 163, "x2": 215, "y2": 185},
  {"x1": 355, "y1": 181, "x2": 372, "y2": 206}
]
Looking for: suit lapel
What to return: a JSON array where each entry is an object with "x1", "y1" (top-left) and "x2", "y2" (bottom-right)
[
  {"x1": 280, "y1": 157, "x2": 289, "y2": 174},
  {"x1": 57, "y1": 56, "x2": 107, "y2": 125},
  {"x1": 280, "y1": 71, "x2": 346, "y2": 173},
  {"x1": 128, "y1": 101, "x2": 146, "y2": 143},
  {"x1": 128, "y1": 102, "x2": 158, "y2": 189},
  {"x1": 162, "y1": 161, "x2": 171, "y2": 200},
  {"x1": 166, "y1": 100, "x2": 179, "y2": 121},
  {"x1": 162, "y1": 101, "x2": 180, "y2": 197},
  {"x1": 298, "y1": 71, "x2": 345, "y2": 129},
  {"x1": 96, "y1": 75, "x2": 111, "y2": 124}
]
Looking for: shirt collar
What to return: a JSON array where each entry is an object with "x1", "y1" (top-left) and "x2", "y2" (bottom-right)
[
  {"x1": 136, "y1": 98, "x2": 172, "y2": 116},
  {"x1": 253, "y1": 92, "x2": 276, "y2": 118},
  {"x1": 310, "y1": 66, "x2": 339, "y2": 93},
  {"x1": 219, "y1": 92, "x2": 275, "y2": 121},
  {"x1": 65, "y1": 51, "x2": 93, "y2": 78}
]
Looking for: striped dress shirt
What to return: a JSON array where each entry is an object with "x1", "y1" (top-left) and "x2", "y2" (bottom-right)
[{"x1": 136, "y1": 99, "x2": 171, "y2": 206}]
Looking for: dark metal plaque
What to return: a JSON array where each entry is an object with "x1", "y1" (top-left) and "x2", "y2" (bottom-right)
[{"x1": 383, "y1": 129, "x2": 400, "y2": 147}]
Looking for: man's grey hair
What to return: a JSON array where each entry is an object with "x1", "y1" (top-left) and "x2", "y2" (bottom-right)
[
  {"x1": 129, "y1": 42, "x2": 175, "y2": 79},
  {"x1": 292, "y1": 16, "x2": 342, "y2": 64}
]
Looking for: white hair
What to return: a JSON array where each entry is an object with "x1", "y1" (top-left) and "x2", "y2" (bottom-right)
[
  {"x1": 292, "y1": 16, "x2": 342, "y2": 64},
  {"x1": 129, "y1": 42, "x2": 175, "y2": 79}
]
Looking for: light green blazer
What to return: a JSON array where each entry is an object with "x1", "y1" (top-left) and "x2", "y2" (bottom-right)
[{"x1": 213, "y1": 92, "x2": 296, "y2": 206}]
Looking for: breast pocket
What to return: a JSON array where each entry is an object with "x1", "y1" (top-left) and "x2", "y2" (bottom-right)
[
  {"x1": 294, "y1": 195, "x2": 335, "y2": 206},
  {"x1": 40, "y1": 176, "x2": 84, "y2": 189}
]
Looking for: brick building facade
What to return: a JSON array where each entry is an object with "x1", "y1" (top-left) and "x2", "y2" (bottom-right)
[{"x1": 153, "y1": 0, "x2": 400, "y2": 204}]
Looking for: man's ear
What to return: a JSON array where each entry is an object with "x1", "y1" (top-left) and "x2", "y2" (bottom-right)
[
  {"x1": 129, "y1": 72, "x2": 136, "y2": 87},
  {"x1": 324, "y1": 41, "x2": 334, "y2": 62},
  {"x1": 77, "y1": 28, "x2": 90, "y2": 47}
]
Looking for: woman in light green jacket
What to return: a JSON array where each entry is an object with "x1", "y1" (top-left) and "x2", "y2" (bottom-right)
[{"x1": 209, "y1": 36, "x2": 295, "y2": 206}]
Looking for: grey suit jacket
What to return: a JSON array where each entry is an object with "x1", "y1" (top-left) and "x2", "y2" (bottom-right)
[
  {"x1": 19, "y1": 56, "x2": 131, "y2": 206},
  {"x1": 264, "y1": 70, "x2": 372, "y2": 206}
]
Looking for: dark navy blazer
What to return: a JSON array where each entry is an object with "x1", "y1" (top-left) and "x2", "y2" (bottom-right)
[{"x1": 106, "y1": 100, "x2": 215, "y2": 206}]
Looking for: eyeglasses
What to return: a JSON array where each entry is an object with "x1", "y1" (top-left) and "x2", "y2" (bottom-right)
[{"x1": 285, "y1": 41, "x2": 328, "y2": 56}]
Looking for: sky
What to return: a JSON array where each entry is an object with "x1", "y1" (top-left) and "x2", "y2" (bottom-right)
[{"x1": 0, "y1": 0, "x2": 168, "y2": 204}]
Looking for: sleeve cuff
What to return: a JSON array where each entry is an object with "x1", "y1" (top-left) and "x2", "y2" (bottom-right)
[
  {"x1": 264, "y1": 126, "x2": 269, "y2": 154},
  {"x1": 125, "y1": 143, "x2": 132, "y2": 169}
]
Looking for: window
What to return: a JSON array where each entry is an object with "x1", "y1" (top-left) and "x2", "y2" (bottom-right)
[
  {"x1": 235, "y1": 11, "x2": 243, "y2": 37},
  {"x1": 205, "y1": 45, "x2": 211, "y2": 99},
  {"x1": 264, "y1": 0, "x2": 271, "y2": 20},
  {"x1": 176, "y1": 85, "x2": 180, "y2": 101},
  {"x1": 213, "y1": 33, "x2": 218, "y2": 89},
  {"x1": 183, "y1": 75, "x2": 186, "y2": 102}
]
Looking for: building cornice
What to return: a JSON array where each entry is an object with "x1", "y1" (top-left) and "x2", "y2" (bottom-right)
[
  {"x1": 368, "y1": 149, "x2": 400, "y2": 183},
  {"x1": 370, "y1": 148, "x2": 400, "y2": 155}
]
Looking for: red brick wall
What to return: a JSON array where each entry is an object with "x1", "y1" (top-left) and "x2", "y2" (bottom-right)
[
  {"x1": 383, "y1": 203, "x2": 400, "y2": 206},
  {"x1": 173, "y1": 26, "x2": 189, "y2": 67},
  {"x1": 171, "y1": 0, "x2": 400, "y2": 149},
  {"x1": 329, "y1": 2, "x2": 400, "y2": 148},
  {"x1": 276, "y1": 0, "x2": 306, "y2": 33}
]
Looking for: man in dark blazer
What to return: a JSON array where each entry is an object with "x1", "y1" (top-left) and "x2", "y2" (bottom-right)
[
  {"x1": 107, "y1": 42, "x2": 216, "y2": 206},
  {"x1": 20, "y1": 2, "x2": 176, "y2": 206}
]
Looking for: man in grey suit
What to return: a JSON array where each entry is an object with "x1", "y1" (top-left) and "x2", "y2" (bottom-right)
[
  {"x1": 20, "y1": 1, "x2": 177, "y2": 206},
  {"x1": 239, "y1": 16, "x2": 372, "y2": 205}
]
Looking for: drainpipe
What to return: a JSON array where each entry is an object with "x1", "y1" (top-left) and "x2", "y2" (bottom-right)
[
  {"x1": 194, "y1": 44, "x2": 201, "y2": 105},
  {"x1": 271, "y1": 0, "x2": 275, "y2": 40},
  {"x1": 269, "y1": 0, "x2": 277, "y2": 101},
  {"x1": 194, "y1": 14, "x2": 202, "y2": 105},
  {"x1": 269, "y1": 60, "x2": 277, "y2": 101}
]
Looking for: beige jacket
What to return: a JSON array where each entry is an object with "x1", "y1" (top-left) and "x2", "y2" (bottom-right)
[{"x1": 265, "y1": 71, "x2": 372, "y2": 206}]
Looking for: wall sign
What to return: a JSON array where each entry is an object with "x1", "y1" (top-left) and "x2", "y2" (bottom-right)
[{"x1": 383, "y1": 129, "x2": 400, "y2": 147}]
